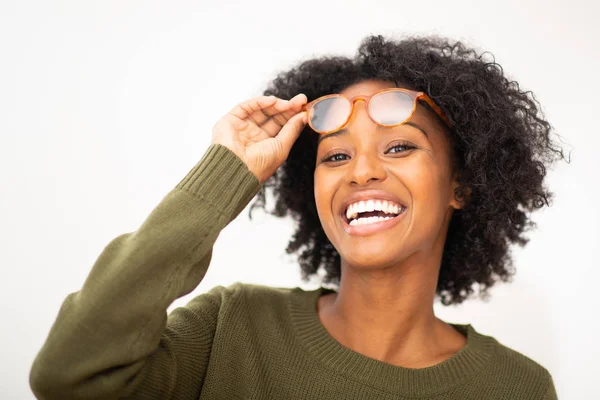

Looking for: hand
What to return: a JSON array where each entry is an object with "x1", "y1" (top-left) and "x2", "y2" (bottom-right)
[{"x1": 210, "y1": 93, "x2": 308, "y2": 183}]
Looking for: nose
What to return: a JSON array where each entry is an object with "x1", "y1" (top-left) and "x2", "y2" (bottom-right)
[
  {"x1": 346, "y1": 150, "x2": 387, "y2": 186},
  {"x1": 344, "y1": 101, "x2": 387, "y2": 186}
]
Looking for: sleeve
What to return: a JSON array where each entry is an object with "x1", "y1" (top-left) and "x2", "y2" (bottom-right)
[
  {"x1": 29, "y1": 144, "x2": 262, "y2": 400},
  {"x1": 542, "y1": 373, "x2": 558, "y2": 400}
]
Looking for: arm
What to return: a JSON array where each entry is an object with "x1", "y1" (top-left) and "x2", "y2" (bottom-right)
[
  {"x1": 29, "y1": 144, "x2": 261, "y2": 400},
  {"x1": 543, "y1": 374, "x2": 558, "y2": 400}
]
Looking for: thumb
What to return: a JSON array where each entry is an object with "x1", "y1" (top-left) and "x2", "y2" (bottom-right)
[{"x1": 275, "y1": 111, "x2": 307, "y2": 156}]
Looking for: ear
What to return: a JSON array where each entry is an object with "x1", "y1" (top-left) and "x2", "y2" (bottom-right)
[{"x1": 449, "y1": 173, "x2": 470, "y2": 210}]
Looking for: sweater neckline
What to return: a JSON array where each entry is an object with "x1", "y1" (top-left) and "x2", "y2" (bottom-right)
[{"x1": 289, "y1": 286, "x2": 497, "y2": 397}]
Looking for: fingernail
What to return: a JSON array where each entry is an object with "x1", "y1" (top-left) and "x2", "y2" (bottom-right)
[{"x1": 292, "y1": 93, "x2": 307, "y2": 101}]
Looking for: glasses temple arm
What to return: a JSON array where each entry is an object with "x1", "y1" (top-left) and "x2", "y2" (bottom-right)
[{"x1": 418, "y1": 94, "x2": 452, "y2": 128}]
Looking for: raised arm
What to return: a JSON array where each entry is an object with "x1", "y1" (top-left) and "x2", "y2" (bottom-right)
[
  {"x1": 29, "y1": 144, "x2": 259, "y2": 399},
  {"x1": 29, "y1": 92, "x2": 308, "y2": 400}
]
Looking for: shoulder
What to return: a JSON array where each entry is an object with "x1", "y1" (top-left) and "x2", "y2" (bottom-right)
[
  {"x1": 188, "y1": 281, "x2": 297, "y2": 309},
  {"x1": 471, "y1": 326, "x2": 556, "y2": 399},
  {"x1": 229, "y1": 281, "x2": 297, "y2": 305},
  {"x1": 180, "y1": 282, "x2": 298, "y2": 332},
  {"x1": 213, "y1": 282, "x2": 304, "y2": 336},
  {"x1": 491, "y1": 334, "x2": 552, "y2": 376}
]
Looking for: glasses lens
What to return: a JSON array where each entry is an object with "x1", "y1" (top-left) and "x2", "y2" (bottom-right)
[
  {"x1": 369, "y1": 90, "x2": 414, "y2": 126},
  {"x1": 310, "y1": 96, "x2": 351, "y2": 133}
]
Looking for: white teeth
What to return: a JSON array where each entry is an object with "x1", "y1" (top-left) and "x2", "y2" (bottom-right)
[
  {"x1": 349, "y1": 215, "x2": 395, "y2": 226},
  {"x1": 345, "y1": 199, "x2": 404, "y2": 221},
  {"x1": 358, "y1": 202, "x2": 366, "y2": 213}
]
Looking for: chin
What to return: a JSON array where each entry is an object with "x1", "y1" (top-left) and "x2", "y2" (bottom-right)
[{"x1": 338, "y1": 243, "x2": 404, "y2": 270}]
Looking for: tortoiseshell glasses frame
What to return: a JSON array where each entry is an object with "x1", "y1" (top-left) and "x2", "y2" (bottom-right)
[{"x1": 301, "y1": 87, "x2": 452, "y2": 135}]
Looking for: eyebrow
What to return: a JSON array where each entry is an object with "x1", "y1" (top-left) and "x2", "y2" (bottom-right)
[{"x1": 317, "y1": 121, "x2": 428, "y2": 145}]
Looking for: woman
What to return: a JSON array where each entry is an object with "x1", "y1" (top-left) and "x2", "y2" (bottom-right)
[{"x1": 30, "y1": 35, "x2": 563, "y2": 399}]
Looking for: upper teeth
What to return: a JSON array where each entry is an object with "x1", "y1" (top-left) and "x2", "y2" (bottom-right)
[{"x1": 345, "y1": 199, "x2": 402, "y2": 221}]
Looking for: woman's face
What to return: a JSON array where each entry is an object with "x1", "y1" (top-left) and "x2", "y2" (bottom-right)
[{"x1": 313, "y1": 79, "x2": 462, "y2": 269}]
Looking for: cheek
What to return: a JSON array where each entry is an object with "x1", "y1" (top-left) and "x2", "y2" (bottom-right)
[
  {"x1": 403, "y1": 162, "x2": 441, "y2": 197},
  {"x1": 313, "y1": 170, "x2": 334, "y2": 221},
  {"x1": 401, "y1": 161, "x2": 451, "y2": 224}
]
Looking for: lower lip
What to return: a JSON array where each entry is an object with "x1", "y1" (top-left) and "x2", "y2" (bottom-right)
[{"x1": 342, "y1": 208, "x2": 407, "y2": 236}]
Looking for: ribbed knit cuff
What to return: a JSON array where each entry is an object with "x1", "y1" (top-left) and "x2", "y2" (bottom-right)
[{"x1": 175, "y1": 144, "x2": 262, "y2": 219}]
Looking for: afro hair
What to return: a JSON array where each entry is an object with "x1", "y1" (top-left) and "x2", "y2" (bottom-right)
[{"x1": 248, "y1": 34, "x2": 566, "y2": 305}]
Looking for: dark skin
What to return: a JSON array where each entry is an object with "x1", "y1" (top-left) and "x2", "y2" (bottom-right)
[{"x1": 313, "y1": 79, "x2": 467, "y2": 368}]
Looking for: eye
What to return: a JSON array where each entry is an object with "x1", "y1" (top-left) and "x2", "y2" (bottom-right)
[
  {"x1": 319, "y1": 141, "x2": 416, "y2": 163},
  {"x1": 386, "y1": 142, "x2": 417, "y2": 154},
  {"x1": 320, "y1": 152, "x2": 349, "y2": 163}
]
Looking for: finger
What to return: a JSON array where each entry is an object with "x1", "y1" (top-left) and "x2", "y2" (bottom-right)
[
  {"x1": 250, "y1": 93, "x2": 308, "y2": 127},
  {"x1": 250, "y1": 99, "x2": 295, "y2": 126},
  {"x1": 259, "y1": 94, "x2": 309, "y2": 136},
  {"x1": 275, "y1": 111, "x2": 308, "y2": 155},
  {"x1": 289, "y1": 93, "x2": 308, "y2": 108},
  {"x1": 260, "y1": 111, "x2": 293, "y2": 137},
  {"x1": 228, "y1": 95, "x2": 281, "y2": 122},
  {"x1": 260, "y1": 108, "x2": 305, "y2": 137},
  {"x1": 260, "y1": 93, "x2": 307, "y2": 115}
]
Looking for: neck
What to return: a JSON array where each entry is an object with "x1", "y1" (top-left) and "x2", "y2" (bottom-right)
[
  {"x1": 324, "y1": 260, "x2": 444, "y2": 365},
  {"x1": 320, "y1": 212, "x2": 463, "y2": 367}
]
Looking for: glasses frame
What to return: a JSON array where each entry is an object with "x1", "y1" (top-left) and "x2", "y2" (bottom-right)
[{"x1": 301, "y1": 87, "x2": 452, "y2": 135}]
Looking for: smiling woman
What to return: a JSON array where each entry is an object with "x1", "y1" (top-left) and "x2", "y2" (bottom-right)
[
  {"x1": 251, "y1": 35, "x2": 564, "y2": 306},
  {"x1": 30, "y1": 34, "x2": 563, "y2": 400},
  {"x1": 249, "y1": 34, "x2": 565, "y2": 396}
]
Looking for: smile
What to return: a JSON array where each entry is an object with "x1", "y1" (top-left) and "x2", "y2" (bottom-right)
[{"x1": 341, "y1": 206, "x2": 407, "y2": 236}]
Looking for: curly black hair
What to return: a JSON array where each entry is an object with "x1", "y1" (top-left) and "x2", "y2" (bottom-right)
[{"x1": 248, "y1": 34, "x2": 567, "y2": 305}]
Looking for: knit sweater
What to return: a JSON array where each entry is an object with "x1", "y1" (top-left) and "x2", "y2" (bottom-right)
[{"x1": 29, "y1": 144, "x2": 558, "y2": 400}]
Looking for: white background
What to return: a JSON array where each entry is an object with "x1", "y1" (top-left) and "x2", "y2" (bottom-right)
[{"x1": 1, "y1": 1, "x2": 598, "y2": 398}]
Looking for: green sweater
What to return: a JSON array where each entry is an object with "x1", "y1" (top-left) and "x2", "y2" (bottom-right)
[{"x1": 29, "y1": 144, "x2": 558, "y2": 400}]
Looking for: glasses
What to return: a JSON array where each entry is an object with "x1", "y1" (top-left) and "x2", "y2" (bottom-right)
[{"x1": 301, "y1": 88, "x2": 451, "y2": 135}]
